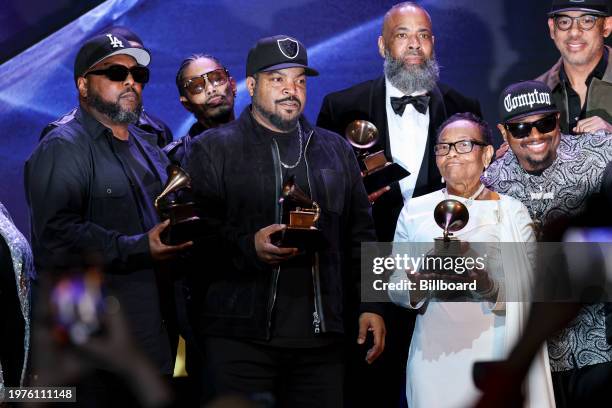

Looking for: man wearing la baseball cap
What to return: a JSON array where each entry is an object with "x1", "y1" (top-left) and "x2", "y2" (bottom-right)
[
  {"x1": 26, "y1": 32, "x2": 192, "y2": 403},
  {"x1": 536, "y1": 0, "x2": 612, "y2": 135},
  {"x1": 482, "y1": 79, "x2": 612, "y2": 405},
  {"x1": 184, "y1": 34, "x2": 385, "y2": 405}
]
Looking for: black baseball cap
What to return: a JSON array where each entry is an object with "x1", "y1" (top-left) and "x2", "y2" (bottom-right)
[
  {"x1": 106, "y1": 26, "x2": 144, "y2": 47},
  {"x1": 246, "y1": 35, "x2": 318, "y2": 77},
  {"x1": 74, "y1": 33, "x2": 151, "y2": 81},
  {"x1": 548, "y1": 0, "x2": 610, "y2": 16},
  {"x1": 499, "y1": 81, "x2": 559, "y2": 123}
]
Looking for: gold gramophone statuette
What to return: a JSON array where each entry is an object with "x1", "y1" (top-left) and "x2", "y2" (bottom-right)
[
  {"x1": 345, "y1": 120, "x2": 410, "y2": 194},
  {"x1": 272, "y1": 175, "x2": 324, "y2": 251},
  {"x1": 432, "y1": 199, "x2": 469, "y2": 256},
  {"x1": 155, "y1": 164, "x2": 201, "y2": 245}
]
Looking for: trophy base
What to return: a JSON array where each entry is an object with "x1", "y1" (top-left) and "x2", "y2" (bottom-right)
[
  {"x1": 420, "y1": 237, "x2": 466, "y2": 275},
  {"x1": 271, "y1": 227, "x2": 325, "y2": 252},
  {"x1": 161, "y1": 216, "x2": 201, "y2": 245},
  {"x1": 363, "y1": 162, "x2": 410, "y2": 194}
]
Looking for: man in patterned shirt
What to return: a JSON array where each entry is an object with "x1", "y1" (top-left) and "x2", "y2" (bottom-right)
[{"x1": 483, "y1": 80, "x2": 612, "y2": 406}]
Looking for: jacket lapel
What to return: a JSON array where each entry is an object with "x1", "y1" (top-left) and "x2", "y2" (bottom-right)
[
  {"x1": 370, "y1": 76, "x2": 391, "y2": 159},
  {"x1": 413, "y1": 84, "x2": 445, "y2": 196}
]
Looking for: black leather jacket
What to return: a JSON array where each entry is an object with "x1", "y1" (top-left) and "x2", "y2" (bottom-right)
[{"x1": 185, "y1": 107, "x2": 381, "y2": 340}]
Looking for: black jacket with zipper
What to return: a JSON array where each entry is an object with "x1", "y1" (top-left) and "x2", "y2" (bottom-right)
[{"x1": 185, "y1": 107, "x2": 381, "y2": 340}]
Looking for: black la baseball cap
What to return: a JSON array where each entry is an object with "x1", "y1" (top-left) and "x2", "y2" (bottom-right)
[
  {"x1": 548, "y1": 0, "x2": 610, "y2": 16},
  {"x1": 74, "y1": 33, "x2": 151, "y2": 81},
  {"x1": 246, "y1": 35, "x2": 318, "y2": 77},
  {"x1": 499, "y1": 81, "x2": 559, "y2": 123}
]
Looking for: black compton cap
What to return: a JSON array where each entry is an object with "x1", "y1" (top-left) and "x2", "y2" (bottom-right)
[
  {"x1": 246, "y1": 34, "x2": 319, "y2": 77},
  {"x1": 74, "y1": 33, "x2": 151, "y2": 80},
  {"x1": 548, "y1": 0, "x2": 610, "y2": 16},
  {"x1": 499, "y1": 81, "x2": 559, "y2": 123}
]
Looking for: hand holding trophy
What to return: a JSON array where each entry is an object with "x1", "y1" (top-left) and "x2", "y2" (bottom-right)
[
  {"x1": 271, "y1": 175, "x2": 324, "y2": 252},
  {"x1": 154, "y1": 165, "x2": 201, "y2": 245}
]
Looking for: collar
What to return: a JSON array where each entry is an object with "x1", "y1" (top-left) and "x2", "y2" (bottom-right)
[
  {"x1": 75, "y1": 104, "x2": 112, "y2": 140},
  {"x1": 384, "y1": 77, "x2": 428, "y2": 98},
  {"x1": 188, "y1": 121, "x2": 208, "y2": 137},
  {"x1": 238, "y1": 105, "x2": 315, "y2": 144},
  {"x1": 560, "y1": 47, "x2": 608, "y2": 85}
]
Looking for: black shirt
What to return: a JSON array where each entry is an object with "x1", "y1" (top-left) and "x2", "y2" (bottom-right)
[
  {"x1": 252, "y1": 118, "x2": 339, "y2": 347},
  {"x1": 560, "y1": 48, "x2": 608, "y2": 134},
  {"x1": 111, "y1": 136, "x2": 162, "y2": 231}
]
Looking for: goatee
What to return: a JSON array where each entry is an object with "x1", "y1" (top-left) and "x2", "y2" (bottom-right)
[{"x1": 88, "y1": 88, "x2": 141, "y2": 124}]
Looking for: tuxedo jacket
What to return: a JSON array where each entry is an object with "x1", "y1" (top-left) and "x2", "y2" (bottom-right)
[{"x1": 317, "y1": 76, "x2": 482, "y2": 241}]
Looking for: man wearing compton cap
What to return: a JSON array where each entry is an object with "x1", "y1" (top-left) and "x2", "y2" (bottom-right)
[
  {"x1": 40, "y1": 26, "x2": 174, "y2": 148},
  {"x1": 184, "y1": 35, "x2": 385, "y2": 405},
  {"x1": 483, "y1": 80, "x2": 612, "y2": 405},
  {"x1": 537, "y1": 0, "x2": 612, "y2": 135},
  {"x1": 26, "y1": 33, "x2": 191, "y2": 379}
]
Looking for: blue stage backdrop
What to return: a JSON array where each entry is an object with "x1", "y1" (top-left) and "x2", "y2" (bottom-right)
[{"x1": 0, "y1": 0, "x2": 576, "y2": 233}]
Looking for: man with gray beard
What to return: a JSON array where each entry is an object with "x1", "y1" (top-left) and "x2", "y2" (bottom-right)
[
  {"x1": 317, "y1": 2, "x2": 481, "y2": 406},
  {"x1": 25, "y1": 33, "x2": 191, "y2": 397}
]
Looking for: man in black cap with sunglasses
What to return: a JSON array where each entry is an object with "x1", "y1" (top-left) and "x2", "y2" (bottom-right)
[
  {"x1": 41, "y1": 26, "x2": 174, "y2": 148},
  {"x1": 483, "y1": 79, "x2": 612, "y2": 405},
  {"x1": 537, "y1": 0, "x2": 612, "y2": 135},
  {"x1": 25, "y1": 32, "x2": 192, "y2": 394},
  {"x1": 164, "y1": 54, "x2": 236, "y2": 165},
  {"x1": 184, "y1": 34, "x2": 385, "y2": 406}
]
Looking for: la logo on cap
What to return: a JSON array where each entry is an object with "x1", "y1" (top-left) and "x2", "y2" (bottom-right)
[
  {"x1": 106, "y1": 34, "x2": 124, "y2": 48},
  {"x1": 277, "y1": 38, "x2": 299, "y2": 59}
]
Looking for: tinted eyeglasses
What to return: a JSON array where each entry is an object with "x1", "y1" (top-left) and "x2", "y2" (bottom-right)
[
  {"x1": 553, "y1": 14, "x2": 600, "y2": 31},
  {"x1": 434, "y1": 140, "x2": 488, "y2": 156},
  {"x1": 504, "y1": 114, "x2": 558, "y2": 139},
  {"x1": 183, "y1": 69, "x2": 230, "y2": 95},
  {"x1": 85, "y1": 64, "x2": 150, "y2": 84}
]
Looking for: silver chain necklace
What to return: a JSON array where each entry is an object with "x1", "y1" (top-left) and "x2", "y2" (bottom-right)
[{"x1": 279, "y1": 122, "x2": 303, "y2": 169}]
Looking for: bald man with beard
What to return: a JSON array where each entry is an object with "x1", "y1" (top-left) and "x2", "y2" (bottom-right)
[{"x1": 317, "y1": 2, "x2": 482, "y2": 406}]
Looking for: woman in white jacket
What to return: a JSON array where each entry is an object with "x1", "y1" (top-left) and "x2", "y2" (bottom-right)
[{"x1": 388, "y1": 113, "x2": 554, "y2": 408}]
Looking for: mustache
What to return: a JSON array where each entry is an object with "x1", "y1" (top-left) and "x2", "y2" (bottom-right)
[
  {"x1": 119, "y1": 88, "x2": 138, "y2": 98},
  {"x1": 275, "y1": 96, "x2": 302, "y2": 107}
]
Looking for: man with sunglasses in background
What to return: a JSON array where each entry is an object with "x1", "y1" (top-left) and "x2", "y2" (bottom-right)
[
  {"x1": 483, "y1": 80, "x2": 612, "y2": 406},
  {"x1": 164, "y1": 54, "x2": 236, "y2": 165},
  {"x1": 537, "y1": 0, "x2": 612, "y2": 135},
  {"x1": 25, "y1": 33, "x2": 191, "y2": 403},
  {"x1": 41, "y1": 26, "x2": 174, "y2": 148}
]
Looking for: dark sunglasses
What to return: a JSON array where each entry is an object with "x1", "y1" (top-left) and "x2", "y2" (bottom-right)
[
  {"x1": 85, "y1": 64, "x2": 150, "y2": 84},
  {"x1": 504, "y1": 113, "x2": 558, "y2": 139},
  {"x1": 183, "y1": 68, "x2": 229, "y2": 95}
]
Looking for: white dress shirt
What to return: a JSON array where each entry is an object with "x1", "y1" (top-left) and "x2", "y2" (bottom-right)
[{"x1": 385, "y1": 79, "x2": 430, "y2": 204}]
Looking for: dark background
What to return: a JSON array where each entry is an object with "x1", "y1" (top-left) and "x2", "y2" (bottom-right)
[{"x1": 1, "y1": 0, "x2": 605, "y2": 232}]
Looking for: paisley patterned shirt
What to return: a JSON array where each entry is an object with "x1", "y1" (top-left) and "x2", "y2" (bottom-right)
[{"x1": 483, "y1": 130, "x2": 612, "y2": 372}]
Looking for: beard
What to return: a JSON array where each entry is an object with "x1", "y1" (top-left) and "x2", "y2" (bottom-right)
[
  {"x1": 252, "y1": 87, "x2": 301, "y2": 132},
  {"x1": 88, "y1": 87, "x2": 141, "y2": 124},
  {"x1": 384, "y1": 49, "x2": 440, "y2": 95}
]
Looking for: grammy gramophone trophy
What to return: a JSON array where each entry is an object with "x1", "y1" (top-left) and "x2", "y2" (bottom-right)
[
  {"x1": 345, "y1": 120, "x2": 410, "y2": 193},
  {"x1": 154, "y1": 164, "x2": 201, "y2": 245},
  {"x1": 420, "y1": 199, "x2": 470, "y2": 276},
  {"x1": 432, "y1": 199, "x2": 469, "y2": 256},
  {"x1": 272, "y1": 175, "x2": 324, "y2": 251}
]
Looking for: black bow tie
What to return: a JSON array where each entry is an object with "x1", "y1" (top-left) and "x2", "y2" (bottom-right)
[{"x1": 390, "y1": 94, "x2": 430, "y2": 116}]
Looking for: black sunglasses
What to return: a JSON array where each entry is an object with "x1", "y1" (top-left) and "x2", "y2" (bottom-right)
[
  {"x1": 504, "y1": 113, "x2": 558, "y2": 139},
  {"x1": 85, "y1": 64, "x2": 150, "y2": 84},
  {"x1": 183, "y1": 68, "x2": 230, "y2": 95}
]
